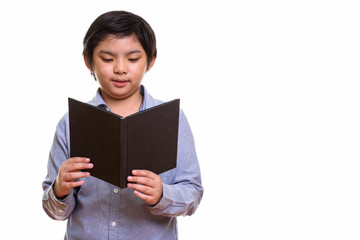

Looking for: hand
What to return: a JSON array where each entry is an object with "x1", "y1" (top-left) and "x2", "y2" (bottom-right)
[
  {"x1": 54, "y1": 157, "x2": 93, "y2": 198},
  {"x1": 127, "y1": 170, "x2": 163, "y2": 206}
]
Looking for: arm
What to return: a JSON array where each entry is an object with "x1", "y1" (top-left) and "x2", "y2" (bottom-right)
[
  {"x1": 42, "y1": 115, "x2": 92, "y2": 220},
  {"x1": 147, "y1": 110, "x2": 204, "y2": 217}
]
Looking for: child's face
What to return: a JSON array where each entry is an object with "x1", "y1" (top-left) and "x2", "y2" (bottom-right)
[{"x1": 88, "y1": 34, "x2": 154, "y2": 101}]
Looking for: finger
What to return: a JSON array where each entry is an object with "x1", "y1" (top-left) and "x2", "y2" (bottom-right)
[
  {"x1": 127, "y1": 175, "x2": 154, "y2": 187},
  {"x1": 133, "y1": 190, "x2": 152, "y2": 203},
  {"x1": 127, "y1": 182, "x2": 152, "y2": 195},
  {"x1": 131, "y1": 170, "x2": 157, "y2": 179},
  {"x1": 65, "y1": 162, "x2": 94, "y2": 172},
  {"x1": 63, "y1": 171, "x2": 90, "y2": 182},
  {"x1": 63, "y1": 180, "x2": 85, "y2": 189},
  {"x1": 68, "y1": 157, "x2": 91, "y2": 163},
  {"x1": 55, "y1": 179, "x2": 85, "y2": 198},
  {"x1": 133, "y1": 189, "x2": 161, "y2": 206}
]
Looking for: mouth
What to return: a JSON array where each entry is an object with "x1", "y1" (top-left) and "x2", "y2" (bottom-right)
[{"x1": 112, "y1": 79, "x2": 130, "y2": 87}]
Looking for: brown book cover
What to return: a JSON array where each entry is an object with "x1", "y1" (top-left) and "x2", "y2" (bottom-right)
[{"x1": 68, "y1": 98, "x2": 179, "y2": 188}]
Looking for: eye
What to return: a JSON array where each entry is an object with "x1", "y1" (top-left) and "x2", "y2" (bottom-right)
[
  {"x1": 129, "y1": 58, "x2": 140, "y2": 62},
  {"x1": 101, "y1": 57, "x2": 113, "y2": 62}
]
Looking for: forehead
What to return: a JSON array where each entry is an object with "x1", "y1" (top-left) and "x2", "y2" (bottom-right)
[{"x1": 95, "y1": 34, "x2": 145, "y2": 53}]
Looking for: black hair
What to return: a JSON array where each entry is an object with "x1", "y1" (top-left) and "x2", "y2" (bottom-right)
[{"x1": 83, "y1": 11, "x2": 157, "y2": 71}]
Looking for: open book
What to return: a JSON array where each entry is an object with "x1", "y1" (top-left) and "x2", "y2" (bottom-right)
[{"x1": 68, "y1": 98, "x2": 179, "y2": 189}]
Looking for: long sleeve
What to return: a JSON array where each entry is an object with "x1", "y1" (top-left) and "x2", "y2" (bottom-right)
[
  {"x1": 42, "y1": 114, "x2": 77, "y2": 220},
  {"x1": 148, "y1": 110, "x2": 204, "y2": 216},
  {"x1": 42, "y1": 88, "x2": 204, "y2": 239}
]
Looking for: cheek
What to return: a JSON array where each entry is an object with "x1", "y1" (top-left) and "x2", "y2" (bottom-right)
[
  {"x1": 130, "y1": 65, "x2": 147, "y2": 80},
  {"x1": 94, "y1": 64, "x2": 112, "y2": 79}
]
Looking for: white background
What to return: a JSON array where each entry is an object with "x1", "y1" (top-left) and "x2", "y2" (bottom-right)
[{"x1": 0, "y1": 0, "x2": 359, "y2": 239}]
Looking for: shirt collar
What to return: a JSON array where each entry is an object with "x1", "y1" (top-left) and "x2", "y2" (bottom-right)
[
  {"x1": 91, "y1": 85, "x2": 146, "y2": 113},
  {"x1": 92, "y1": 88, "x2": 107, "y2": 107}
]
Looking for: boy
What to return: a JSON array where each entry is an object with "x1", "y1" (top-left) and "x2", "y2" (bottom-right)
[{"x1": 42, "y1": 11, "x2": 203, "y2": 239}]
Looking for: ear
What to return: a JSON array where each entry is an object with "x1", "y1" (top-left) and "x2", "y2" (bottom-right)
[
  {"x1": 83, "y1": 56, "x2": 93, "y2": 72},
  {"x1": 146, "y1": 57, "x2": 156, "y2": 72}
]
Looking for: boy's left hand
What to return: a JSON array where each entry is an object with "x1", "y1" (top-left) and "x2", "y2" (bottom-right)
[{"x1": 127, "y1": 170, "x2": 163, "y2": 206}]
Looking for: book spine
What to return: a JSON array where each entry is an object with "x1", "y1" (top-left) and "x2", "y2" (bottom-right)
[{"x1": 120, "y1": 118, "x2": 128, "y2": 189}]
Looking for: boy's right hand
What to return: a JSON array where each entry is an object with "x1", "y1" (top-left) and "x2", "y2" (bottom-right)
[{"x1": 54, "y1": 157, "x2": 93, "y2": 199}]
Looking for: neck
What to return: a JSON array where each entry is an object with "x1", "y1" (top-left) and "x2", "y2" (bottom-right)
[{"x1": 100, "y1": 89, "x2": 143, "y2": 117}]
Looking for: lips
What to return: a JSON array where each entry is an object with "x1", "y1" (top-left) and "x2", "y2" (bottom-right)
[{"x1": 112, "y1": 79, "x2": 129, "y2": 87}]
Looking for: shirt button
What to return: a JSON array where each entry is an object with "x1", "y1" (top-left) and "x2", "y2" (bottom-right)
[
  {"x1": 111, "y1": 221, "x2": 116, "y2": 227},
  {"x1": 113, "y1": 188, "x2": 119, "y2": 194}
]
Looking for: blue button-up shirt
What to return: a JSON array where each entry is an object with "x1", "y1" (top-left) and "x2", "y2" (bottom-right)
[{"x1": 42, "y1": 86, "x2": 203, "y2": 240}]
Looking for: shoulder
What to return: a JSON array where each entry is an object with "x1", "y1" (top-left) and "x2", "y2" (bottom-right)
[
  {"x1": 56, "y1": 112, "x2": 69, "y2": 132},
  {"x1": 143, "y1": 85, "x2": 188, "y2": 123},
  {"x1": 142, "y1": 85, "x2": 164, "y2": 108},
  {"x1": 54, "y1": 112, "x2": 70, "y2": 144}
]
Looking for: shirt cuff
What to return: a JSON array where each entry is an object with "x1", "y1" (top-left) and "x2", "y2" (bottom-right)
[
  {"x1": 43, "y1": 182, "x2": 73, "y2": 218},
  {"x1": 147, "y1": 183, "x2": 173, "y2": 215}
]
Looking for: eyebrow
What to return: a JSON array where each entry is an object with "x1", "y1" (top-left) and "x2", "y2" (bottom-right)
[{"x1": 99, "y1": 50, "x2": 142, "y2": 56}]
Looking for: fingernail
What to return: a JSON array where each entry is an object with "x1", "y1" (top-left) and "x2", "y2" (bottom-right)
[
  {"x1": 88, "y1": 163, "x2": 94, "y2": 168},
  {"x1": 127, "y1": 176, "x2": 133, "y2": 181}
]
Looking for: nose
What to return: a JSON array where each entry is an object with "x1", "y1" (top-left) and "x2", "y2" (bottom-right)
[{"x1": 114, "y1": 59, "x2": 128, "y2": 74}]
